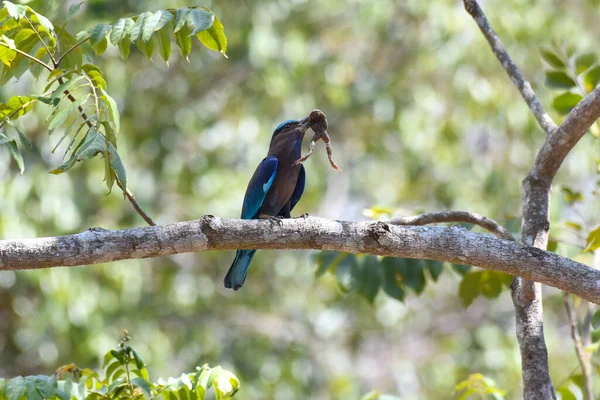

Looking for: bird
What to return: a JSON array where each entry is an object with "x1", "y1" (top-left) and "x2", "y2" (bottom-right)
[{"x1": 224, "y1": 116, "x2": 314, "y2": 290}]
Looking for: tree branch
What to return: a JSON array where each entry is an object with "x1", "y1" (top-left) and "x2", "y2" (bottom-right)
[
  {"x1": 1, "y1": 216, "x2": 600, "y2": 303},
  {"x1": 463, "y1": 0, "x2": 557, "y2": 135},
  {"x1": 563, "y1": 294, "x2": 594, "y2": 400},
  {"x1": 390, "y1": 210, "x2": 514, "y2": 241}
]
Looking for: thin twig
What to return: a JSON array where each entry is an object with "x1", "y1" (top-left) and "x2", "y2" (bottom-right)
[
  {"x1": 56, "y1": 36, "x2": 89, "y2": 67},
  {"x1": 0, "y1": 42, "x2": 53, "y2": 71},
  {"x1": 563, "y1": 294, "x2": 594, "y2": 400},
  {"x1": 116, "y1": 176, "x2": 155, "y2": 226},
  {"x1": 24, "y1": 16, "x2": 57, "y2": 66},
  {"x1": 463, "y1": 0, "x2": 557, "y2": 135},
  {"x1": 389, "y1": 210, "x2": 514, "y2": 241}
]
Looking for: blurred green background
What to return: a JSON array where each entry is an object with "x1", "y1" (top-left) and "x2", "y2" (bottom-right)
[{"x1": 1, "y1": 0, "x2": 600, "y2": 398}]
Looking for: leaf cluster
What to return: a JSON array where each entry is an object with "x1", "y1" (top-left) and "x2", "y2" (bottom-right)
[{"x1": 0, "y1": 332, "x2": 240, "y2": 400}]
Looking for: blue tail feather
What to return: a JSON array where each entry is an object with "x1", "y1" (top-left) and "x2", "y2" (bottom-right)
[{"x1": 224, "y1": 250, "x2": 257, "y2": 290}]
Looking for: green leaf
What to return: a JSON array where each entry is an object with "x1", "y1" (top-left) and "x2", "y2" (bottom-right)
[
  {"x1": 5, "y1": 376, "x2": 26, "y2": 400},
  {"x1": 540, "y1": 48, "x2": 565, "y2": 68},
  {"x1": 13, "y1": 28, "x2": 34, "y2": 45},
  {"x1": 383, "y1": 258, "x2": 426, "y2": 294},
  {"x1": 380, "y1": 258, "x2": 406, "y2": 301},
  {"x1": 0, "y1": 44, "x2": 16, "y2": 66},
  {"x1": 187, "y1": 8, "x2": 214, "y2": 36},
  {"x1": 479, "y1": 271, "x2": 503, "y2": 299},
  {"x1": 129, "y1": 11, "x2": 151, "y2": 43},
  {"x1": 99, "y1": 87, "x2": 120, "y2": 133},
  {"x1": 592, "y1": 310, "x2": 600, "y2": 330},
  {"x1": 50, "y1": 76, "x2": 84, "y2": 100},
  {"x1": 212, "y1": 370, "x2": 240, "y2": 399},
  {"x1": 545, "y1": 70, "x2": 577, "y2": 89},
  {"x1": 92, "y1": 36, "x2": 108, "y2": 56},
  {"x1": 459, "y1": 271, "x2": 481, "y2": 307},
  {"x1": 4, "y1": 138, "x2": 23, "y2": 173},
  {"x1": 334, "y1": 254, "x2": 361, "y2": 292},
  {"x1": 197, "y1": 15, "x2": 227, "y2": 56},
  {"x1": 30, "y1": 10, "x2": 54, "y2": 34},
  {"x1": 66, "y1": 2, "x2": 83, "y2": 22},
  {"x1": 15, "y1": 125, "x2": 31, "y2": 149},
  {"x1": 117, "y1": 38, "x2": 131, "y2": 60},
  {"x1": 175, "y1": 24, "x2": 192, "y2": 60},
  {"x1": 313, "y1": 251, "x2": 345, "y2": 278},
  {"x1": 575, "y1": 53, "x2": 596, "y2": 74},
  {"x1": 561, "y1": 187, "x2": 584, "y2": 204},
  {"x1": 424, "y1": 259, "x2": 444, "y2": 281},
  {"x1": 552, "y1": 92, "x2": 583, "y2": 114},
  {"x1": 55, "y1": 26, "x2": 83, "y2": 69},
  {"x1": 174, "y1": 7, "x2": 192, "y2": 33},
  {"x1": 141, "y1": 11, "x2": 166, "y2": 42},
  {"x1": 50, "y1": 128, "x2": 105, "y2": 174},
  {"x1": 82, "y1": 63, "x2": 107, "y2": 89},
  {"x1": 358, "y1": 255, "x2": 381, "y2": 303},
  {"x1": 4, "y1": 1, "x2": 26, "y2": 20},
  {"x1": 585, "y1": 225, "x2": 600, "y2": 252},
  {"x1": 131, "y1": 378, "x2": 152, "y2": 398},
  {"x1": 557, "y1": 386, "x2": 577, "y2": 400},
  {"x1": 155, "y1": 26, "x2": 171, "y2": 63},
  {"x1": 583, "y1": 65, "x2": 600, "y2": 92},
  {"x1": 136, "y1": 36, "x2": 154, "y2": 59},
  {"x1": 110, "y1": 18, "x2": 134, "y2": 45},
  {"x1": 90, "y1": 23, "x2": 111, "y2": 45},
  {"x1": 154, "y1": 10, "x2": 174, "y2": 32},
  {"x1": 48, "y1": 93, "x2": 90, "y2": 133}
]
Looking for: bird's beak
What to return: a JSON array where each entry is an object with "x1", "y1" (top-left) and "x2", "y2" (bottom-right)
[{"x1": 299, "y1": 116, "x2": 311, "y2": 131}]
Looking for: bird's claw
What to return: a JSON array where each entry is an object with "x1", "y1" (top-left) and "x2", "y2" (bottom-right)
[
  {"x1": 294, "y1": 213, "x2": 310, "y2": 219},
  {"x1": 259, "y1": 214, "x2": 284, "y2": 226}
]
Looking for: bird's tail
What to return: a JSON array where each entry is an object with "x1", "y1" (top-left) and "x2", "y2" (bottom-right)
[{"x1": 224, "y1": 250, "x2": 257, "y2": 290}]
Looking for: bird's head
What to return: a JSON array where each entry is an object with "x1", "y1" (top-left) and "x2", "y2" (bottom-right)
[{"x1": 269, "y1": 116, "x2": 314, "y2": 148}]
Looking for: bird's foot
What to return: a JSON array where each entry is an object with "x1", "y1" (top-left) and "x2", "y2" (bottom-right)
[
  {"x1": 293, "y1": 213, "x2": 310, "y2": 219},
  {"x1": 259, "y1": 214, "x2": 284, "y2": 226}
]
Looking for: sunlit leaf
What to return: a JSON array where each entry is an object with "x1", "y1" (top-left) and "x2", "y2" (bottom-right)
[
  {"x1": 89, "y1": 23, "x2": 111, "y2": 45},
  {"x1": 585, "y1": 225, "x2": 600, "y2": 252},
  {"x1": 575, "y1": 53, "x2": 596, "y2": 75},
  {"x1": 175, "y1": 24, "x2": 192, "y2": 60},
  {"x1": 583, "y1": 65, "x2": 600, "y2": 92},
  {"x1": 50, "y1": 128, "x2": 105, "y2": 173},
  {"x1": 155, "y1": 26, "x2": 171, "y2": 63},
  {"x1": 110, "y1": 18, "x2": 134, "y2": 45},
  {"x1": 187, "y1": 8, "x2": 214, "y2": 36},
  {"x1": 196, "y1": 15, "x2": 227, "y2": 56},
  {"x1": 129, "y1": 11, "x2": 150, "y2": 43},
  {"x1": 4, "y1": 1, "x2": 26, "y2": 20},
  {"x1": 174, "y1": 7, "x2": 191, "y2": 33}
]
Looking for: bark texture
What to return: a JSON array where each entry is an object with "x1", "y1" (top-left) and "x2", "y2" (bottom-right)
[{"x1": 2, "y1": 216, "x2": 600, "y2": 304}]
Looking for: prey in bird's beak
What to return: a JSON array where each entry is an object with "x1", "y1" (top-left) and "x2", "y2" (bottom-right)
[
  {"x1": 299, "y1": 116, "x2": 312, "y2": 132},
  {"x1": 295, "y1": 109, "x2": 342, "y2": 172}
]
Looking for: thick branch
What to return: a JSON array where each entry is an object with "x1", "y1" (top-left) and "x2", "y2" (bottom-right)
[
  {"x1": 390, "y1": 211, "x2": 514, "y2": 241},
  {"x1": 463, "y1": 0, "x2": 557, "y2": 135},
  {"x1": 1, "y1": 216, "x2": 600, "y2": 303}
]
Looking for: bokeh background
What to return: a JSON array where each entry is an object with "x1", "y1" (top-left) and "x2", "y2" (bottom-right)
[{"x1": 1, "y1": 0, "x2": 600, "y2": 398}]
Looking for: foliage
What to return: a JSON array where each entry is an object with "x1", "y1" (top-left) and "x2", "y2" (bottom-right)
[
  {"x1": 453, "y1": 373, "x2": 505, "y2": 400},
  {"x1": 0, "y1": 332, "x2": 239, "y2": 400},
  {"x1": 318, "y1": 207, "x2": 512, "y2": 306},
  {"x1": 0, "y1": 1, "x2": 226, "y2": 195}
]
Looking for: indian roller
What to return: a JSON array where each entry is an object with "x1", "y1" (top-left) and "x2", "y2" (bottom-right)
[{"x1": 224, "y1": 115, "x2": 315, "y2": 290}]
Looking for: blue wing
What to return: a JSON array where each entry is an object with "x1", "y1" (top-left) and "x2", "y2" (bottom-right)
[
  {"x1": 241, "y1": 155, "x2": 278, "y2": 219},
  {"x1": 290, "y1": 164, "x2": 305, "y2": 212}
]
